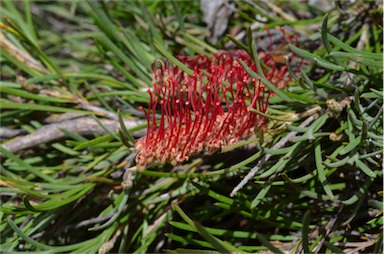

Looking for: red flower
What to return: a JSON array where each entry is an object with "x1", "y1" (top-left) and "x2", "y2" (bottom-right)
[{"x1": 135, "y1": 29, "x2": 299, "y2": 170}]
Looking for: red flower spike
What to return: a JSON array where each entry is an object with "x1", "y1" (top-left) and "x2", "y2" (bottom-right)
[{"x1": 135, "y1": 30, "x2": 300, "y2": 169}]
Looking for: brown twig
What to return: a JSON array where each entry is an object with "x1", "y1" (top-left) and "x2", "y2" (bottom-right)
[
  {"x1": 78, "y1": 103, "x2": 119, "y2": 121},
  {"x1": 0, "y1": 127, "x2": 24, "y2": 138},
  {"x1": 0, "y1": 117, "x2": 142, "y2": 157}
]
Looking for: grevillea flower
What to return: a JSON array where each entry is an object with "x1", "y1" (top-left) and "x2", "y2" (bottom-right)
[{"x1": 135, "y1": 29, "x2": 299, "y2": 170}]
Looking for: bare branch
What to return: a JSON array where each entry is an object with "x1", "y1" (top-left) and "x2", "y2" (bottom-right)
[
  {"x1": 0, "y1": 127, "x2": 24, "y2": 138},
  {"x1": 0, "y1": 117, "x2": 142, "y2": 157}
]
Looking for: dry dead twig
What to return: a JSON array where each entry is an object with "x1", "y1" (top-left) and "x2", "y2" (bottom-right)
[{"x1": 0, "y1": 117, "x2": 142, "y2": 157}]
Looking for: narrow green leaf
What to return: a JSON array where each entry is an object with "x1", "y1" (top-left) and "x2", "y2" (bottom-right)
[
  {"x1": 368, "y1": 105, "x2": 383, "y2": 130},
  {"x1": 108, "y1": 59, "x2": 147, "y2": 89},
  {"x1": 191, "y1": 182, "x2": 234, "y2": 206},
  {"x1": 0, "y1": 87, "x2": 71, "y2": 103},
  {"x1": 0, "y1": 146, "x2": 56, "y2": 183},
  {"x1": 302, "y1": 210, "x2": 312, "y2": 254},
  {"x1": 98, "y1": 34, "x2": 151, "y2": 84},
  {"x1": 259, "y1": 145, "x2": 296, "y2": 156},
  {"x1": 138, "y1": 1, "x2": 164, "y2": 45},
  {"x1": 89, "y1": 190, "x2": 129, "y2": 231},
  {"x1": 324, "y1": 154, "x2": 350, "y2": 168},
  {"x1": 330, "y1": 51, "x2": 383, "y2": 67},
  {"x1": 63, "y1": 72, "x2": 134, "y2": 89},
  {"x1": 92, "y1": 115, "x2": 120, "y2": 141},
  {"x1": 0, "y1": 100, "x2": 92, "y2": 114},
  {"x1": 254, "y1": 233, "x2": 284, "y2": 254},
  {"x1": 239, "y1": 60, "x2": 293, "y2": 102},
  {"x1": 226, "y1": 34, "x2": 249, "y2": 53},
  {"x1": 321, "y1": 14, "x2": 332, "y2": 54},
  {"x1": 342, "y1": 177, "x2": 372, "y2": 205},
  {"x1": 173, "y1": 205, "x2": 239, "y2": 253},
  {"x1": 0, "y1": 81, "x2": 21, "y2": 88},
  {"x1": 119, "y1": 28, "x2": 153, "y2": 69},
  {"x1": 0, "y1": 49, "x2": 42, "y2": 76},
  {"x1": 342, "y1": 187, "x2": 368, "y2": 225},
  {"x1": 51, "y1": 143, "x2": 80, "y2": 156},
  {"x1": 153, "y1": 40, "x2": 194, "y2": 76},
  {"x1": 194, "y1": 222, "x2": 236, "y2": 254},
  {"x1": 301, "y1": 70, "x2": 328, "y2": 98},
  {"x1": 286, "y1": 124, "x2": 310, "y2": 133},
  {"x1": 22, "y1": 196, "x2": 40, "y2": 212},
  {"x1": 327, "y1": 33, "x2": 382, "y2": 60},
  {"x1": 355, "y1": 158, "x2": 376, "y2": 178},
  {"x1": 249, "y1": 108, "x2": 295, "y2": 121},
  {"x1": 340, "y1": 135, "x2": 362, "y2": 155},
  {"x1": 315, "y1": 142, "x2": 334, "y2": 200},
  {"x1": 118, "y1": 111, "x2": 135, "y2": 147},
  {"x1": 24, "y1": 1, "x2": 37, "y2": 41},
  {"x1": 368, "y1": 200, "x2": 384, "y2": 210},
  {"x1": 170, "y1": 221, "x2": 264, "y2": 239},
  {"x1": 259, "y1": 158, "x2": 289, "y2": 179},
  {"x1": 214, "y1": 203, "x2": 254, "y2": 218},
  {"x1": 183, "y1": 32, "x2": 218, "y2": 54},
  {"x1": 33, "y1": 183, "x2": 95, "y2": 211},
  {"x1": 165, "y1": 233, "x2": 212, "y2": 248},
  {"x1": 373, "y1": 233, "x2": 383, "y2": 254},
  {"x1": 165, "y1": 248, "x2": 220, "y2": 254},
  {"x1": 286, "y1": 56, "x2": 300, "y2": 82},
  {"x1": 74, "y1": 134, "x2": 115, "y2": 150},
  {"x1": 324, "y1": 242, "x2": 344, "y2": 253},
  {"x1": 27, "y1": 74, "x2": 62, "y2": 83},
  {"x1": 251, "y1": 184, "x2": 271, "y2": 209},
  {"x1": 289, "y1": 45, "x2": 345, "y2": 71},
  {"x1": 359, "y1": 150, "x2": 383, "y2": 160},
  {"x1": 59, "y1": 128, "x2": 89, "y2": 142},
  {"x1": 86, "y1": 0, "x2": 118, "y2": 40},
  {"x1": 7, "y1": 218, "x2": 51, "y2": 250}
]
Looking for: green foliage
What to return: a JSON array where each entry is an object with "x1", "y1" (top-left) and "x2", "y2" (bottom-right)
[{"x1": 1, "y1": 1, "x2": 382, "y2": 253}]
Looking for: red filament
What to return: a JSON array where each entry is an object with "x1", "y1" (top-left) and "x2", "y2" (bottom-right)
[{"x1": 135, "y1": 29, "x2": 300, "y2": 169}]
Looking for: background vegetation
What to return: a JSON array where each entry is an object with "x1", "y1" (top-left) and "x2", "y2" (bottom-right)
[{"x1": 0, "y1": 1, "x2": 382, "y2": 253}]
